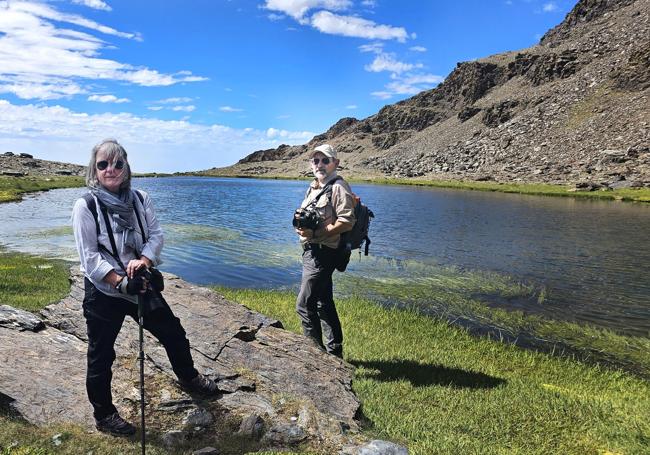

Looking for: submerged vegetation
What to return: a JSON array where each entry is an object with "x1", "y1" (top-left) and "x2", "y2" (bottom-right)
[
  {"x1": 218, "y1": 288, "x2": 650, "y2": 455},
  {"x1": 0, "y1": 176, "x2": 84, "y2": 203}
]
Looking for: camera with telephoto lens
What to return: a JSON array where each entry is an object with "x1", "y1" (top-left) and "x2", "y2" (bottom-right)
[
  {"x1": 135, "y1": 267, "x2": 164, "y2": 293},
  {"x1": 292, "y1": 207, "x2": 320, "y2": 230}
]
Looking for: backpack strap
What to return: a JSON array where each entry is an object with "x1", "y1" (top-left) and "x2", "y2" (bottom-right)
[
  {"x1": 82, "y1": 193, "x2": 100, "y2": 237},
  {"x1": 82, "y1": 191, "x2": 147, "y2": 273}
]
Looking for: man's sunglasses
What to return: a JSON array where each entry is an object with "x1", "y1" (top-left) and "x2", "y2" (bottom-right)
[
  {"x1": 96, "y1": 160, "x2": 125, "y2": 171},
  {"x1": 310, "y1": 157, "x2": 331, "y2": 165}
]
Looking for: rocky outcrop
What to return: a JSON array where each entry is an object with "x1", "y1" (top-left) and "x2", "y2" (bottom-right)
[
  {"x1": 0, "y1": 269, "x2": 374, "y2": 453},
  {"x1": 0, "y1": 153, "x2": 85, "y2": 176},
  {"x1": 204, "y1": 0, "x2": 650, "y2": 189}
]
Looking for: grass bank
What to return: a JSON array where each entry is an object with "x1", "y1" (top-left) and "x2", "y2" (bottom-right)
[
  {"x1": 183, "y1": 171, "x2": 650, "y2": 203},
  {"x1": 218, "y1": 288, "x2": 650, "y2": 455},
  {"x1": 0, "y1": 176, "x2": 84, "y2": 203}
]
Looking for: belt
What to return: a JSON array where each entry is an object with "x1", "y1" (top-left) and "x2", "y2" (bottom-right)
[
  {"x1": 302, "y1": 242, "x2": 322, "y2": 251},
  {"x1": 303, "y1": 243, "x2": 336, "y2": 252}
]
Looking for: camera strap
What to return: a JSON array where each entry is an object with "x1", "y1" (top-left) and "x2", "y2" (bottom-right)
[{"x1": 305, "y1": 176, "x2": 341, "y2": 209}]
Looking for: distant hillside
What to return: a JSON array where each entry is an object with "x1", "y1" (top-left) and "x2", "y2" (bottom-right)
[
  {"x1": 0, "y1": 152, "x2": 85, "y2": 177},
  {"x1": 199, "y1": 0, "x2": 649, "y2": 189}
]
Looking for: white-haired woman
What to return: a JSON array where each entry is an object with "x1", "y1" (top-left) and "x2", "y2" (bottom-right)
[{"x1": 72, "y1": 139, "x2": 217, "y2": 436}]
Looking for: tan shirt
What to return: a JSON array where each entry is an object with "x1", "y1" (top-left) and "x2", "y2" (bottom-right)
[{"x1": 299, "y1": 173, "x2": 356, "y2": 249}]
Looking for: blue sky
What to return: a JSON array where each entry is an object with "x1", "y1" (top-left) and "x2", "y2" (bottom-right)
[{"x1": 0, "y1": 0, "x2": 578, "y2": 172}]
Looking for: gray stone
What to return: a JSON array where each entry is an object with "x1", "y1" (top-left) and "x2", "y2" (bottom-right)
[
  {"x1": 356, "y1": 440, "x2": 409, "y2": 455},
  {"x1": 192, "y1": 448, "x2": 219, "y2": 455},
  {"x1": 262, "y1": 423, "x2": 306, "y2": 445},
  {"x1": 0, "y1": 305, "x2": 45, "y2": 332},
  {"x1": 183, "y1": 408, "x2": 214, "y2": 427},
  {"x1": 238, "y1": 413, "x2": 265, "y2": 440}
]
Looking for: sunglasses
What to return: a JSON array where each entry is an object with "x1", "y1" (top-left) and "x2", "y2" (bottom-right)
[
  {"x1": 310, "y1": 157, "x2": 331, "y2": 165},
  {"x1": 96, "y1": 160, "x2": 125, "y2": 171}
]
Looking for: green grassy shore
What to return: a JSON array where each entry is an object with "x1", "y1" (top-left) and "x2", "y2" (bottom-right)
[
  {"x1": 1, "y1": 249, "x2": 649, "y2": 454},
  {"x1": 0, "y1": 176, "x2": 84, "y2": 203}
]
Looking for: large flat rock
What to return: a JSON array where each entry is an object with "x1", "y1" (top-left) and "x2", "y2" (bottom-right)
[{"x1": 0, "y1": 268, "x2": 362, "y2": 451}]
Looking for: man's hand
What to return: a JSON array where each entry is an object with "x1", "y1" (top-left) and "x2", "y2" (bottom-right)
[{"x1": 295, "y1": 228, "x2": 314, "y2": 239}]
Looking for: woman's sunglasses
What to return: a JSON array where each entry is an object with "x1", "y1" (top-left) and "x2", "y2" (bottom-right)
[
  {"x1": 310, "y1": 157, "x2": 331, "y2": 165},
  {"x1": 96, "y1": 160, "x2": 125, "y2": 171}
]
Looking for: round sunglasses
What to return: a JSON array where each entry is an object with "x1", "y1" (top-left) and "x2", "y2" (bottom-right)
[{"x1": 96, "y1": 159, "x2": 125, "y2": 171}]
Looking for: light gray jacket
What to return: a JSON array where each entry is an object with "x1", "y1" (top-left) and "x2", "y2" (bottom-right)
[{"x1": 71, "y1": 190, "x2": 163, "y2": 303}]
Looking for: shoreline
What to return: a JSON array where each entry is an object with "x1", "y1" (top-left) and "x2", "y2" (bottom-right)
[{"x1": 3, "y1": 173, "x2": 650, "y2": 204}]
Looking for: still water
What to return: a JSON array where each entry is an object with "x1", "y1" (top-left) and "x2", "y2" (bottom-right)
[{"x1": 1, "y1": 177, "x2": 649, "y2": 337}]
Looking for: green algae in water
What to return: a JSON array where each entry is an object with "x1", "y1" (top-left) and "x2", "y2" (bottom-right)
[{"x1": 164, "y1": 223, "x2": 241, "y2": 242}]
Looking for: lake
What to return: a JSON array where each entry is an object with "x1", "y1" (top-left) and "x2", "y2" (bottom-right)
[{"x1": 1, "y1": 176, "x2": 649, "y2": 338}]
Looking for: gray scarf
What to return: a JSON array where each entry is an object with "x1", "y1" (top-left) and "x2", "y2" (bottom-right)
[{"x1": 90, "y1": 186, "x2": 138, "y2": 254}]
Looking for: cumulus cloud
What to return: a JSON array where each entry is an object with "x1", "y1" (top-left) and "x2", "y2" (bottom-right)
[
  {"x1": 345, "y1": 104, "x2": 357, "y2": 109},
  {"x1": 371, "y1": 73, "x2": 443, "y2": 99},
  {"x1": 0, "y1": 99, "x2": 314, "y2": 172},
  {"x1": 311, "y1": 11, "x2": 409, "y2": 42},
  {"x1": 220, "y1": 106, "x2": 244, "y2": 113},
  {"x1": 71, "y1": 0, "x2": 112, "y2": 11},
  {"x1": 409, "y1": 46, "x2": 427, "y2": 52},
  {"x1": 88, "y1": 94, "x2": 130, "y2": 103},
  {"x1": 364, "y1": 53, "x2": 422, "y2": 74},
  {"x1": 263, "y1": 0, "x2": 351, "y2": 22},
  {"x1": 0, "y1": 1, "x2": 207, "y2": 100}
]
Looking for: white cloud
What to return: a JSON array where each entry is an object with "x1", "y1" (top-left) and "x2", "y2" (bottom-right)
[
  {"x1": 542, "y1": 2, "x2": 558, "y2": 12},
  {"x1": 171, "y1": 105, "x2": 196, "y2": 112},
  {"x1": 409, "y1": 46, "x2": 427, "y2": 52},
  {"x1": 0, "y1": 99, "x2": 314, "y2": 172},
  {"x1": 311, "y1": 11, "x2": 409, "y2": 42},
  {"x1": 0, "y1": 1, "x2": 206, "y2": 100},
  {"x1": 361, "y1": 0, "x2": 376, "y2": 7},
  {"x1": 71, "y1": 0, "x2": 112, "y2": 11},
  {"x1": 147, "y1": 106, "x2": 163, "y2": 111},
  {"x1": 345, "y1": 104, "x2": 357, "y2": 109},
  {"x1": 263, "y1": 0, "x2": 351, "y2": 22},
  {"x1": 220, "y1": 106, "x2": 244, "y2": 112},
  {"x1": 364, "y1": 53, "x2": 422, "y2": 74},
  {"x1": 88, "y1": 94, "x2": 130, "y2": 103},
  {"x1": 268, "y1": 13, "x2": 285, "y2": 21},
  {"x1": 371, "y1": 72, "x2": 443, "y2": 99},
  {"x1": 358, "y1": 42, "x2": 384, "y2": 54},
  {"x1": 155, "y1": 97, "x2": 194, "y2": 104}
]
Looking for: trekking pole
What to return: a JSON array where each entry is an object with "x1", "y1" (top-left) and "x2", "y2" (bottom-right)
[{"x1": 137, "y1": 293, "x2": 146, "y2": 455}]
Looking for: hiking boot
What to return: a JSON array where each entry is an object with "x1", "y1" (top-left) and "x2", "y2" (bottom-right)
[
  {"x1": 95, "y1": 412, "x2": 136, "y2": 436},
  {"x1": 179, "y1": 374, "x2": 219, "y2": 395}
]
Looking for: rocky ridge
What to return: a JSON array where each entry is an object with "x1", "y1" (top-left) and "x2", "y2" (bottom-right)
[
  {"x1": 207, "y1": 0, "x2": 649, "y2": 189},
  {"x1": 0, "y1": 269, "x2": 400, "y2": 454},
  {"x1": 0, "y1": 152, "x2": 85, "y2": 177}
]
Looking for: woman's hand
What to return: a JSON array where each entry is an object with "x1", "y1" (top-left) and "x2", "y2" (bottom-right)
[{"x1": 126, "y1": 257, "x2": 152, "y2": 278}]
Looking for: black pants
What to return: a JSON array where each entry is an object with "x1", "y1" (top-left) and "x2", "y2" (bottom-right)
[
  {"x1": 82, "y1": 278, "x2": 198, "y2": 420},
  {"x1": 296, "y1": 244, "x2": 343, "y2": 356}
]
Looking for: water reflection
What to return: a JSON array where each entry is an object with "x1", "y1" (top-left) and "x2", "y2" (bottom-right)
[{"x1": 0, "y1": 177, "x2": 648, "y2": 337}]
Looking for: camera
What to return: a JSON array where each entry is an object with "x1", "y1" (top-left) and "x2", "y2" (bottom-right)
[{"x1": 292, "y1": 207, "x2": 320, "y2": 230}]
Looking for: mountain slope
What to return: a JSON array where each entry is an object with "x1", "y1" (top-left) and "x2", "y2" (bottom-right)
[{"x1": 203, "y1": 0, "x2": 650, "y2": 187}]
